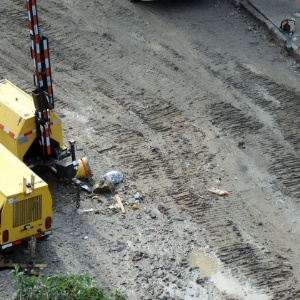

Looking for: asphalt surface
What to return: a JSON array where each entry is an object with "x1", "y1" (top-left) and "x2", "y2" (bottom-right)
[{"x1": 240, "y1": 0, "x2": 300, "y2": 59}]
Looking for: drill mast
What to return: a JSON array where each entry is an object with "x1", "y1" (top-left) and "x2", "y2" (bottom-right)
[{"x1": 26, "y1": 0, "x2": 54, "y2": 158}]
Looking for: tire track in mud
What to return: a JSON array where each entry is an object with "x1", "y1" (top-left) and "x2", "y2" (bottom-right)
[
  {"x1": 52, "y1": 14, "x2": 300, "y2": 297},
  {"x1": 77, "y1": 29, "x2": 300, "y2": 296},
  {"x1": 178, "y1": 42, "x2": 300, "y2": 298},
  {"x1": 88, "y1": 92, "x2": 300, "y2": 298},
  {"x1": 209, "y1": 101, "x2": 264, "y2": 136},
  {"x1": 192, "y1": 40, "x2": 300, "y2": 204}
]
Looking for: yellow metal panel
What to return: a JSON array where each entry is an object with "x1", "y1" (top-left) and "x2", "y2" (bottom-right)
[
  {"x1": 0, "y1": 143, "x2": 48, "y2": 198},
  {"x1": 0, "y1": 128, "x2": 17, "y2": 158},
  {"x1": 1, "y1": 189, "x2": 52, "y2": 243},
  {"x1": 0, "y1": 79, "x2": 35, "y2": 123},
  {"x1": 0, "y1": 79, "x2": 65, "y2": 160}
]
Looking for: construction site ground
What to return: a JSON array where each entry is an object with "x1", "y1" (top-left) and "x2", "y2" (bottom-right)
[{"x1": 1, "y1": 0, "x2": 300, "y2": 299}]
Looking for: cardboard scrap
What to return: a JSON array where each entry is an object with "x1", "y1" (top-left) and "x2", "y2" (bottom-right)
[{"x1": 209, "y1": 188, "x2": 228, "y2": 196}]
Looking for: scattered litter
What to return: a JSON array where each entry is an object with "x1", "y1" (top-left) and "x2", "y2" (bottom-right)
[
  {"x1": 130, "y1": 183, "x2": 137, "y2": 189},
  {"x1": 132, "y1": 204, "x2": 139, "y2": 210},
  {"x1": 209, "y1": 188, "x2": 228, "y2": 196},
  {"x1": 23, "y1": 269, "x2": 40, "y2": 276},
  {"x1": 76, "y1": 208, "x2": 94, "y2": 214},
  {"x1": 180, "y1": 258, "x2": 189, "y2": 266},
  {"x1": 83, "y1": 236, "x2": 89, "y2": 240},
  {"x1": 238, "y1": 141, "x2": 246, "y2": 149},
  {"x1": 72, "y1": 178, "x2": 92, "y2": 194},
  {"x1": 76, "y1": 157, "x2": 93, "y2": 179},
  {"x1": 158, "y1": 205, "x2": 169, "y2": 215},
  {"x1": 109, "y1": 205, "x2": 117, "y2": 210},
  {"x1": 134, "y1": 192, "x2": 145, "y2": 199},
  {"x1": 104, "y1": 171, "x2": 123, "y2": 184},
  {"x1": 93, "y1": 179, "x2": 112, "y2": 193},
  {"x1": 115, "y1": 194, "x2": 126, "y2": 213},
  {"x1": 132, "y1": 252, "x2": 145, "y2": 261}
]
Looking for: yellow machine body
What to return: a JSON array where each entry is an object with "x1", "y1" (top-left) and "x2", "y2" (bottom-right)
[
  {"x1": 0, "y1": 79, "x2": 65, "y2": 161},
  {"x1": 0, "y1": 143, "x2": 52, "y2": 250}
]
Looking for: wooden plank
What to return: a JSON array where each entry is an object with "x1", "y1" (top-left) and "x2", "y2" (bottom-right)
[
  {"x1": 115, "y1": 194, "x2": 126, "y2": 214},
  {"x1": 0, "y1": 262, "x2": 47, "y2": 269}
]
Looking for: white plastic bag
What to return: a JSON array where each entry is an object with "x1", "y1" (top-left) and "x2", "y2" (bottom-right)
[{"x1": 104, "y1": 171, "x2": 123, "y2": 184}]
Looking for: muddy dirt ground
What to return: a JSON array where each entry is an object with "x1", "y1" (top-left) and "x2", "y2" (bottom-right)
[{"x1": 1, "y1": 0, "x2": 300, "y2": 299}]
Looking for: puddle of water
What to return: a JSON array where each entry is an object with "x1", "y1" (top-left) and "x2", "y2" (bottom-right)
[
  {"x1": 183, "y1": 251, "x2": 270, "y2": 300},
  {"x1": 167, "y1": 251, "x2": 271, "y2": 300},
  {"x1": 189, "y1": 250, "x2": 219, "y2": 276}
]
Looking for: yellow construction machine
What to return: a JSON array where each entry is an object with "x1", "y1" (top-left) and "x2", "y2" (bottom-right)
[
  {"x1": 0, "y1": 0, "x2": 91, "y2": 256},
  {"x1": 0, "y1": 143, "x2": 52, "y2": 257},
  {"x1": 0, "y1": 79, "x2": 69, "y2": 175},
  {"x1": 0, "y1": 0, "x2": 78, "y2": 180}
]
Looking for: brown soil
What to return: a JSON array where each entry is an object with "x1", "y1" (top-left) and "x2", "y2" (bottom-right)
[{"x1": 1, "y1": 0, "x2": 300, "y2": 299}]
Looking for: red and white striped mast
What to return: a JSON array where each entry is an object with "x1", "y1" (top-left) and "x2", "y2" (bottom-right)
[{"x1": 26, "y1": 0, "x2": 54, "y2": 158}]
